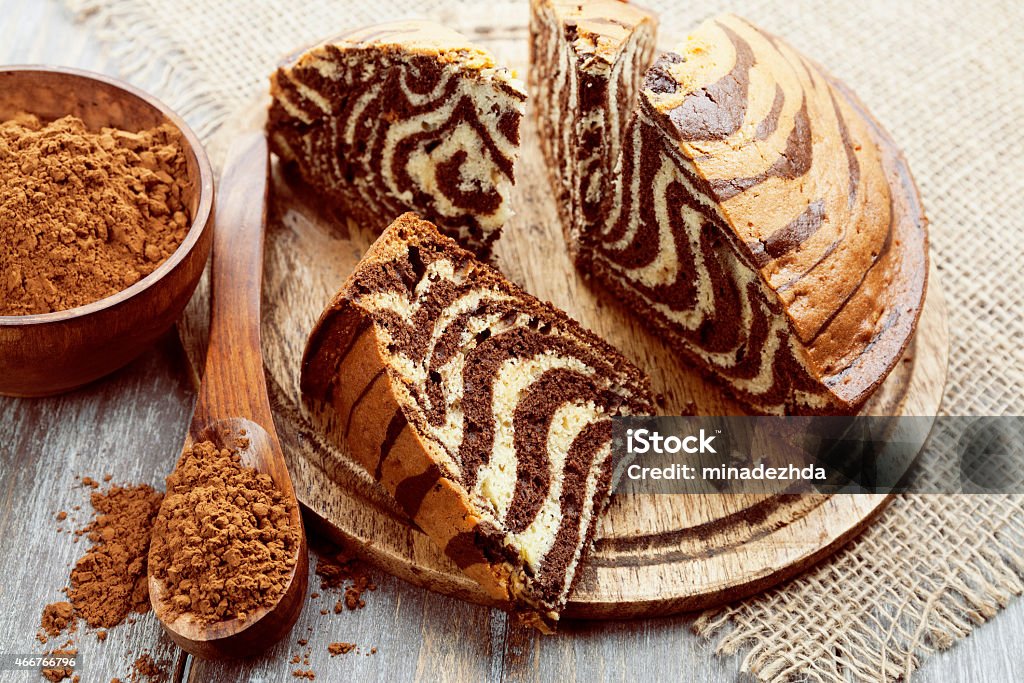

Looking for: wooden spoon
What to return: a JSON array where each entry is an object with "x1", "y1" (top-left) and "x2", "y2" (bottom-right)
[{"x1": 149, "y1": 131, "x2": 309, "y2": 659}]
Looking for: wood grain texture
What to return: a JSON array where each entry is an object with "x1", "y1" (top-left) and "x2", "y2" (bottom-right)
[{"x1": 1, "y1": 3, "x2": 1020, "y2": 683}]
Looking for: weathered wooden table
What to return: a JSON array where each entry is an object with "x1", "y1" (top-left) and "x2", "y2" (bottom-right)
[{"x1": 1, "y1": 2, "x2": 1021, "y2": 681}]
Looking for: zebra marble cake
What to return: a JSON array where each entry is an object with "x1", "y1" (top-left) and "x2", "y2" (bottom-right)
[
  {"x1": 529, "y1": 0, "x2": 657, "y2": 259},
  {"x1": 301, "y1": 213, "x2": 654, "y2": 631},
  {"x1": 532, "y1": 12, "x2": 928, "y2": 414},
  {"x1": 268, "y1": 21, "x2": 526, "y2": 258}
]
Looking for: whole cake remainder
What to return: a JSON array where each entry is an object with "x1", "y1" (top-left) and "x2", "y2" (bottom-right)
[
  {"x1": 532, "y1": 11, "x2": 928, "y2": 414},
  {"x1": 529, "y1": 0, "x2": 657, "y2": 256},
  {"x1": 268, "y1": 21, "x2": 526, "y2": 258},
  {"x1": 301, "y1": 213, "x2": 654, "y2": 630}
]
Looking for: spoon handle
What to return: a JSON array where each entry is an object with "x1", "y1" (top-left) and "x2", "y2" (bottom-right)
[{"x1": 193, "y1": 132, "x2": 273, "y2": 429}]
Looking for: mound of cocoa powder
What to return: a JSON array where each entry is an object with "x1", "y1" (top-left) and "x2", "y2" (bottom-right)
[
  {"x1": 40, "y1": 602, "x2": 74, "y2": 639},
  {"x1": 69, "y1": 484, "x2": 164, "y2": 627},
  {"x1": 0, "y1": 113, "x2": 191, "y2": 315},
  {"x1": 148, "y1": 440, "x2": 299, "y2": 622},
  {"x1": 39, "y1": 483, "x2": 163, "y2": 642},
  {"x1": 38, "y1": 481, "x2": 165, "y2": 683}
]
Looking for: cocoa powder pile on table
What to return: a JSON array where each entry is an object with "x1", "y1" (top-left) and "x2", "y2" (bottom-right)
[
  {"x1": 40, "y1": 602, "x2": 75, "y2": 638},
  {"x1": 68, "y1": 484, "x2": 164, "y2": 627},
  {"x1": 37, "y1": 481, "x2": 166, "y2": 683},
  {"x1": 148, "y1": 440, "x2": 299, "y2": 622},
  {"x1": 0, "y1": 113, "x2": 191, "y2": 315},
  {"x1": 39, "y1": 483, "x2": 163, "y2": 641}
]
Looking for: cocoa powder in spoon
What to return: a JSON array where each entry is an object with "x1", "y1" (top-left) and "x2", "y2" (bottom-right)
[{"x1": 148, "y1": 440, "x2": 299, "y2": 622}]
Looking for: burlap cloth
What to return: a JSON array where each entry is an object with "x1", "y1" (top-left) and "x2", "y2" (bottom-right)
[{"x1": 65, "y1": 0, "x2": 1024, "y2": 680}]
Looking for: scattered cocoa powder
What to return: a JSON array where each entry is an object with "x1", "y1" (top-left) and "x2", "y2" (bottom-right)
[
  {"x1": 345, "y1": 585, "x2": 366, "y2": 610},
  {"x1": 129, "y1": 653, "x2": 168, "y2": 683},
  {"x1": 67, "y1": 485, "x2": 164, "y2": 627},
  {"x1": 40, "y1": 602, "x2": 74, "y2": 638},
  {"x1": 56, "y1": 511, "x2": 67, "y2": 521},
  {"x1": 327, "y1": 642, "x2": 356, "y2": 656},
  {"x1": 37, "y1": 481, "x2": 164, "y2": 683},
  {"x1": 148, "y1": 440, "x2": 299, "y2": 622},
  {"x1": 291, "y1": 670, "x2": 315, "y2": 680},
  {"x1": 315, "y1": 547, "x2": 376, "y2": 611},
  {"x1": 0, "y1": 113, "x2": 192, "y2": 315},
  {"x1": 40, "y1": 647, "x2": 77, "y2": 682}
]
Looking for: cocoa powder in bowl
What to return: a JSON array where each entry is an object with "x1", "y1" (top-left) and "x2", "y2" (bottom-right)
[
  {"x1": 149, "y1": 440, "x2": 299, "y2": 622},
  {"x1": 0, "y1": 112, "x2": 190, "y2": 315}
]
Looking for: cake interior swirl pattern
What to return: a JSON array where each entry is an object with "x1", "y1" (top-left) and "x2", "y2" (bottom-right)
[
  {"x1": 531, "y1": 9, "x2": 928, "y2": 414},
  {"x1": 301, "y1": 213, "x2": 654, "y2": 630},
  {"x1": 268, "y1": 20, "x2": 526, "y2": 258},
  {"x1": 529, "y1": 0, "x2": 657, "y2": 254},
  {"x1": 276, "y1": 3, "x2": 931, "y2": 634}
]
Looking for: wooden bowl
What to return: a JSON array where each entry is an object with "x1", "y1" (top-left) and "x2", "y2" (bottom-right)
[{"x1": 0, "y1": 66, "x2": 214, "y2": 397}]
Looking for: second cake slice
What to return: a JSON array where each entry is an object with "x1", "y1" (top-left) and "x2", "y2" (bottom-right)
[
  {"x1": 301, "y1": 213, "x2": 653, "y2": 630},
  {"x1": 268, "y1": 21, "x2": 526, "y2": 259}
]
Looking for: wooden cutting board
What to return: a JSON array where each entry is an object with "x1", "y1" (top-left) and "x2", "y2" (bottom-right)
[{"x1": 181, "y1": 23, "x2": 948, "y2": 618}]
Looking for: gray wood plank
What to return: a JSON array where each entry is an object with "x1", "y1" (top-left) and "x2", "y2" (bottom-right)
[
  {"x1": 0, "y1": 2, "x2": 1020, "y2": 682},
  {"x1": 187, "y1": 537, "x2": 505, "y2": 683},
  {"x1": 0, "y1": 334, "x2": 194, "y2": 682}
]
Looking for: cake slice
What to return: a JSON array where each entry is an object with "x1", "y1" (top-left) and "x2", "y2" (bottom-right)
[
  {"x1": 529, "y1": 0, "x2": 657, "y2": 258},
  {"x1": 562, "y1": 14, "x2": 928, "y2": 414},
  {"x1": 301, "y1": 212, "x2": 654, "y2": 630},
  {"x1": 268, "y1": 21, "x2": 526, "y2": 258}
]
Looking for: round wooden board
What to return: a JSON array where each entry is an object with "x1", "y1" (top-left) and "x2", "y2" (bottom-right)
[{"x1": 184, "y1": 22, "x2": 949, "y2": 619}]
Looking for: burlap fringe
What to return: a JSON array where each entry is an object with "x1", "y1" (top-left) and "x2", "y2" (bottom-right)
[
  {"x1": 67, "y1": 0, "x2": 235, "y2": 141},
  {"x1": 694, "y1": 494, "x2": 1024, "y2": 682}
]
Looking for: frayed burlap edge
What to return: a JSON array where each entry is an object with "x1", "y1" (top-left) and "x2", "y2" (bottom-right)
[
  {"x1": 66, "y1": 0, "x2": 236, "y2": 141},
  {"x1": 694, "y1": 494, "x2": 1024, "y2": 682}
]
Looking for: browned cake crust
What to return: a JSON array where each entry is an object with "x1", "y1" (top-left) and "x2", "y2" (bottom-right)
[
  {"x1": 268, "y1": 21, "x2": 526, "y2": 258},
  {"x1": 534, "y1": 12, "x2": 928, "y2": 414},
  {"x1": 301, "y1": 213, "x2": 654, "y2": 630}
]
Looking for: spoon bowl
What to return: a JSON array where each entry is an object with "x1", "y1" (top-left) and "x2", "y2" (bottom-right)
[{"x1": 150, "y1": 420, "x2": 309, "y2": 659}]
